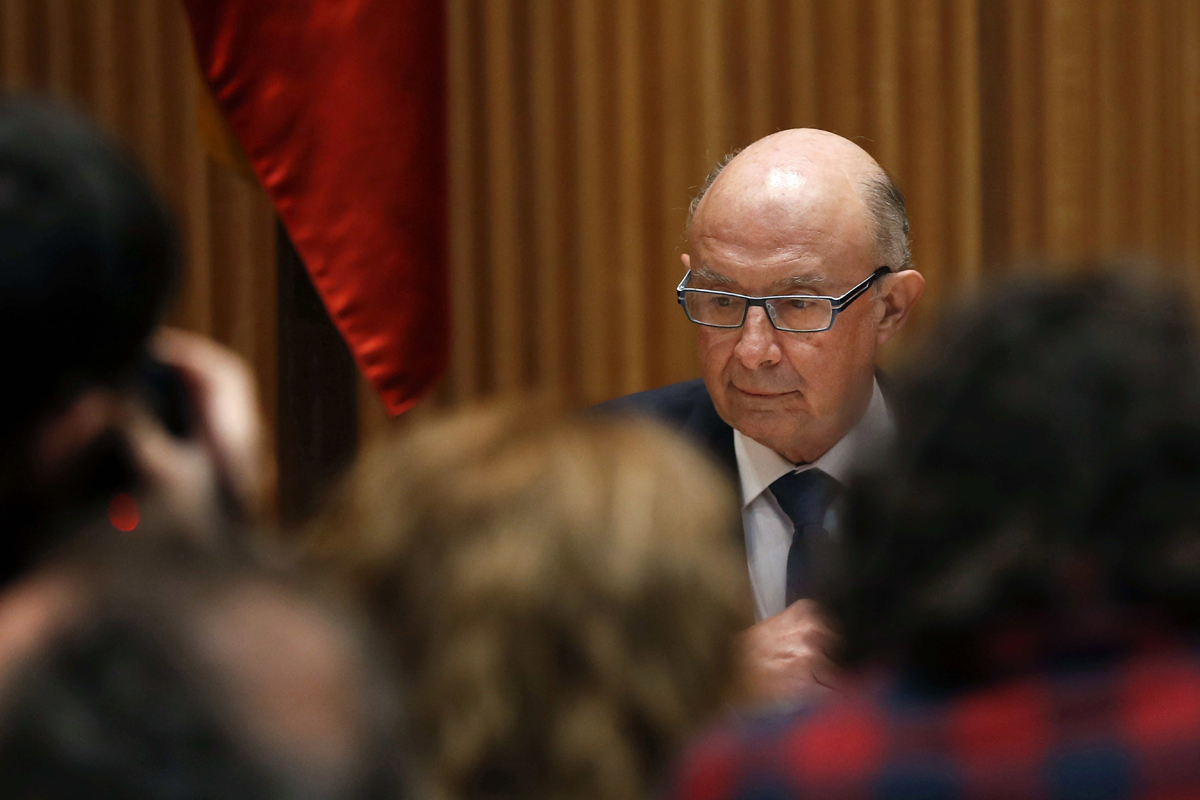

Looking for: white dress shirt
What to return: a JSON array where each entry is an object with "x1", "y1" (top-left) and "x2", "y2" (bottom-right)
[{"x1": 735, "y1": 380, "x2": 893, "y2": 621}]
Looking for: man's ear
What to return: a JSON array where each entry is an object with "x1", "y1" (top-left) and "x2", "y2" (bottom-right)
[
  {"x1": 875, "y1": 270, "x2": 925, "y2": 346},
  {"x1": 681, "y1": 253, "x2": 691, "y2": 270}
]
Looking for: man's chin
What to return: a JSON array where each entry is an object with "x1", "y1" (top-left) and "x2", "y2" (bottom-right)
[
  {"x1": 726, "y1": 412, "x2": 806, "y2": 449},
  {"x1": 712, "y1": 390, "x2": 809, "y2": 440}
]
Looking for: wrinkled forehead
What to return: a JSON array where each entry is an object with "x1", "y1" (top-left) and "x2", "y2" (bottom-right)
[{"x1": 691, "y1": 177, "x2": 874, "y2": 280}]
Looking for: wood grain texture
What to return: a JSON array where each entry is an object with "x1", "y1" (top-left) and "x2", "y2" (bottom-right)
[
  {"x1": 5, "y1": 0, "x2": 1199, "y2": 421},
  {"x1": 979, "y1": 0, "x2": 1200, "y2": 292},
  {"x1": 443, "y1": 0, "x2": 1200, "y2": 406},
  {"x1": 447, "y1": 0, "x2": 981, "y2": 404}
]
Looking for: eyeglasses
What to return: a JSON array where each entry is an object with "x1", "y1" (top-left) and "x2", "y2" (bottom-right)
[{"x1": 676, "y1": 266, "x2": 892, "y2": 333}]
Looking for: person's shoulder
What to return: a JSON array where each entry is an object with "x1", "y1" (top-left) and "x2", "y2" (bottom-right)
[{"x1": 591, "y1": 379, "x2": 713, "y2": 423}]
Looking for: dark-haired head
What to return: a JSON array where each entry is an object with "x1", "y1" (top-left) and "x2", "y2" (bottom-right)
[
  {"x1": 826, "y1": 268, "x2": 1200, "y2": 687},
  {"x1": 0, "y1": 529, "x2": 408, "y2": 800},
  {"x1": 0, "y1": 98, "x2": 179, "y2": 578}
]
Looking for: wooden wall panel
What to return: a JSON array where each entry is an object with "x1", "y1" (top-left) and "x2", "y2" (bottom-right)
[
  {"x1": 440, "y1": 0, "x2": 1200, "y2": 411},
  {"x1": 6, "y1": 0, "x2": 1199, "y2": 429},
  {"x1": 0, "y1": 0, "x2": 277, "y2": 429},
  {"x1": 444, "y1": 0, "x2": 982, "y2": 409},
  {"x1": 981, "y1": 0, "x2": 1200, "y2": 296}
]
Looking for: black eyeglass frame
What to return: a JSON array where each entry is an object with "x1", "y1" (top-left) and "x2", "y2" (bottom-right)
[{"x1": 676, "y1": 265, "x2": 892, "y2": 333}]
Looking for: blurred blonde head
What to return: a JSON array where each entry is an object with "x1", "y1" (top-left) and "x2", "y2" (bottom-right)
[{"x1": 307, "y1": 403, "x2": 751, "y2": 800}]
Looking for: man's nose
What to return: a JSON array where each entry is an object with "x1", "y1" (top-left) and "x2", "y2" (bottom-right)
[{"x1": 733, "y1": 307, "x2": 782, "y2": 369}]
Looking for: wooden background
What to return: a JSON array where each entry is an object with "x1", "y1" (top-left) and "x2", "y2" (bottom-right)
[{"x1": 2, "y1": 0, "x2": 1198, "y2": 432}]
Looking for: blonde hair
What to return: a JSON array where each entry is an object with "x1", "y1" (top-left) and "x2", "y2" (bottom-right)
[{"x1": 307, "y1": 403, "x2": 751, "y2": 800}]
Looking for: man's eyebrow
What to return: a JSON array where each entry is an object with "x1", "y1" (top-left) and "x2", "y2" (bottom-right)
[{"x1": 691, "y1": 266, "x2": 737, "y2": 285}]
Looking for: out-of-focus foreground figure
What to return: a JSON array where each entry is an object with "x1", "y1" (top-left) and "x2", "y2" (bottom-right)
[
  {"x1": 0, "y1": 527, "x2": 405, "y2": 800},
  {"x1": 670, "y1": 270, "x2": 1200, "y2": 800},
  {"x1": 307, "y1": 407, "x2": 752, "y2": 800},
  {"x1": 0, "y1": 98, "x2": 267, "y2": 585}
]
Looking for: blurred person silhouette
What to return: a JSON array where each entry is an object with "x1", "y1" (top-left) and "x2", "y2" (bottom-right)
[
  {"x1": 307, "y1": 407, "x2": 752, "y2": 800},
  {"x1": 0, "y1": 98, "x2": 267, "y2": 584},
  {"x1": 668, "y1": 269, "x2": 1200, "y2": 800},
  {"x1": 597, "y1": 129, "x2": 925, "y2": 703},
  {"x1": 0, "y1": 522, "x2": 405, "y2": 800}
]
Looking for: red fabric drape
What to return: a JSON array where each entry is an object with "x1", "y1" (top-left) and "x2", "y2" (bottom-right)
[{"x1": 183, "y1": 0, "x2": 447, "y2": 415}]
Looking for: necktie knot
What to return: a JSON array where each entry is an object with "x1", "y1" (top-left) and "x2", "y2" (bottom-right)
[{"x1": 769, "y1": 469, "x2": 840, "y2": 531}]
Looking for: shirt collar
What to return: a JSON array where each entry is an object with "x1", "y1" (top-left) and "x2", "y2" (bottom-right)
[{"x1": 733, "y1": 379, "x2": 893, "y2": 508}]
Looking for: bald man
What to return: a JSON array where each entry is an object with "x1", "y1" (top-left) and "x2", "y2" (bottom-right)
[{"x1": 598, "y1": 129, "x2": 924, "y2": 702}]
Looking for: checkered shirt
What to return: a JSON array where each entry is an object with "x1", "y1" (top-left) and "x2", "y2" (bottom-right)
[{"x1": 668, "y1": 642, "x2": 1200, "y2": 800}]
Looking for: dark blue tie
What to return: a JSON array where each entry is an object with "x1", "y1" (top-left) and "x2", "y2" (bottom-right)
[{"x1": 768, "y1": 469, "x2": 841, "y2": 606}]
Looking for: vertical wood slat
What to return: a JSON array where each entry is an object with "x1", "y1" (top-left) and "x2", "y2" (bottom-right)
[
  {"x1": 482, "y1": 0, "x2": 521, "y2": 392},
  {"x1": 572, "y1": 0, "x2": 607, "y2": 404},
  {"x1": 872, "y1": 0, "x2": 901, "y2": 173},
  {"x1": 177, "y1": 25, "x2": 214, "y2": 339},
  {"x1": 1006, "y1": 0, "x2": 1042, "y2": 260},
  {"x1": 905, "y1": 0, "x2": 947, "y2": 302},
  {"x1": 1183, "y1": 0, "x2": 1200, "y2": 291},
  {"x1": 1094, "y1": 0, "x2": 1123, "y2": 254},
  {"x1": 2, "y1": 0, "x2": 27, "y2": 90},
  {"x1": 44, "y1": 0, "x2": 70, "y2": 94},
  {"x1": 951, "y1": 0, "x2": 981, "y2": 289},
  {"x1": 822, "y1": 0, "x2": 861, "y2": 136},
  {"x1": 657, "y1": 0, "x2": 698, "y2": 389},
  {"x1": 742, "y1": 0, "x2": 773, "y2": 141},
  {"x1": 786, "y1": 0, "x2": 817, "y2": 126},
  {"x1": 1136, "y1": 0, "x2": 1161, "y2": 254},
  {"x1": 134, "y1": 0, "x2": 164, "y2": 178},
  {"x1": 696, "y1": 0, "x2": 726, "y2": 167},
  {"x1": 614, "y1": 0, "x2": 646, "y2": 395},
  {"x1": 89, "y1": 0, "x2": 118, "y2": 127},
  {"x1": 528, "y1": 0, "x2": 563, "y2": 404},
  {"x1": 1046, "y1": 0, "x2": 1095, "y2": 263},
  {"x1": 445, "y1": 0, "x2": 479, "y2": 401}
]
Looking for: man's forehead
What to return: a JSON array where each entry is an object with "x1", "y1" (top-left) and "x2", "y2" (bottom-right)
[
  {"x1": 692, "y1": 129, "x2": 878, "y2": 235},
  {"x1": 694, "y1": 168, "x2": 867, "y2": 243},
  {"x1": 763, "y1": 166, "x2": 811, "y2": 192},
  {"x1": 691, "y1": 256, "x2": 829, "y2": 291}
]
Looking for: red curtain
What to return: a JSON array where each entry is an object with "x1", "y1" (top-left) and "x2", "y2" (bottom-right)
[{"x1": 183, "y1": 0, "x2": 447, "y2": 415}]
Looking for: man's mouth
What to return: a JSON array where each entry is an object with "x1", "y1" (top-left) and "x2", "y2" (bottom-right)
[{"x1": 733, "y1": 386, "x2": 794, "y2": 398}]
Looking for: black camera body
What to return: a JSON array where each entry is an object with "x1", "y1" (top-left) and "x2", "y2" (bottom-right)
[{"x1": 138, "y1": 357, "x2": 194, "y2": 440}]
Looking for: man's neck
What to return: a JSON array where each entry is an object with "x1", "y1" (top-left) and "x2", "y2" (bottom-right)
[{"x1": 733, "y1": 379, "x2": 893, "y2": 506}]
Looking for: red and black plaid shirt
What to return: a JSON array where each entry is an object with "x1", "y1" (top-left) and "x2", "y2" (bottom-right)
[{"x1": 669, "y1": 641, "x2": 1200, "y2": 800}]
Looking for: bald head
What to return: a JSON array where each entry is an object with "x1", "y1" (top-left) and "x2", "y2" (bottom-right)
[
  {"x1": 681, "y1": 128, "x2": 923, "y2": 464},
  {"x1": 688, "y1": 129, "x2": 910, "y2": 272}
]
